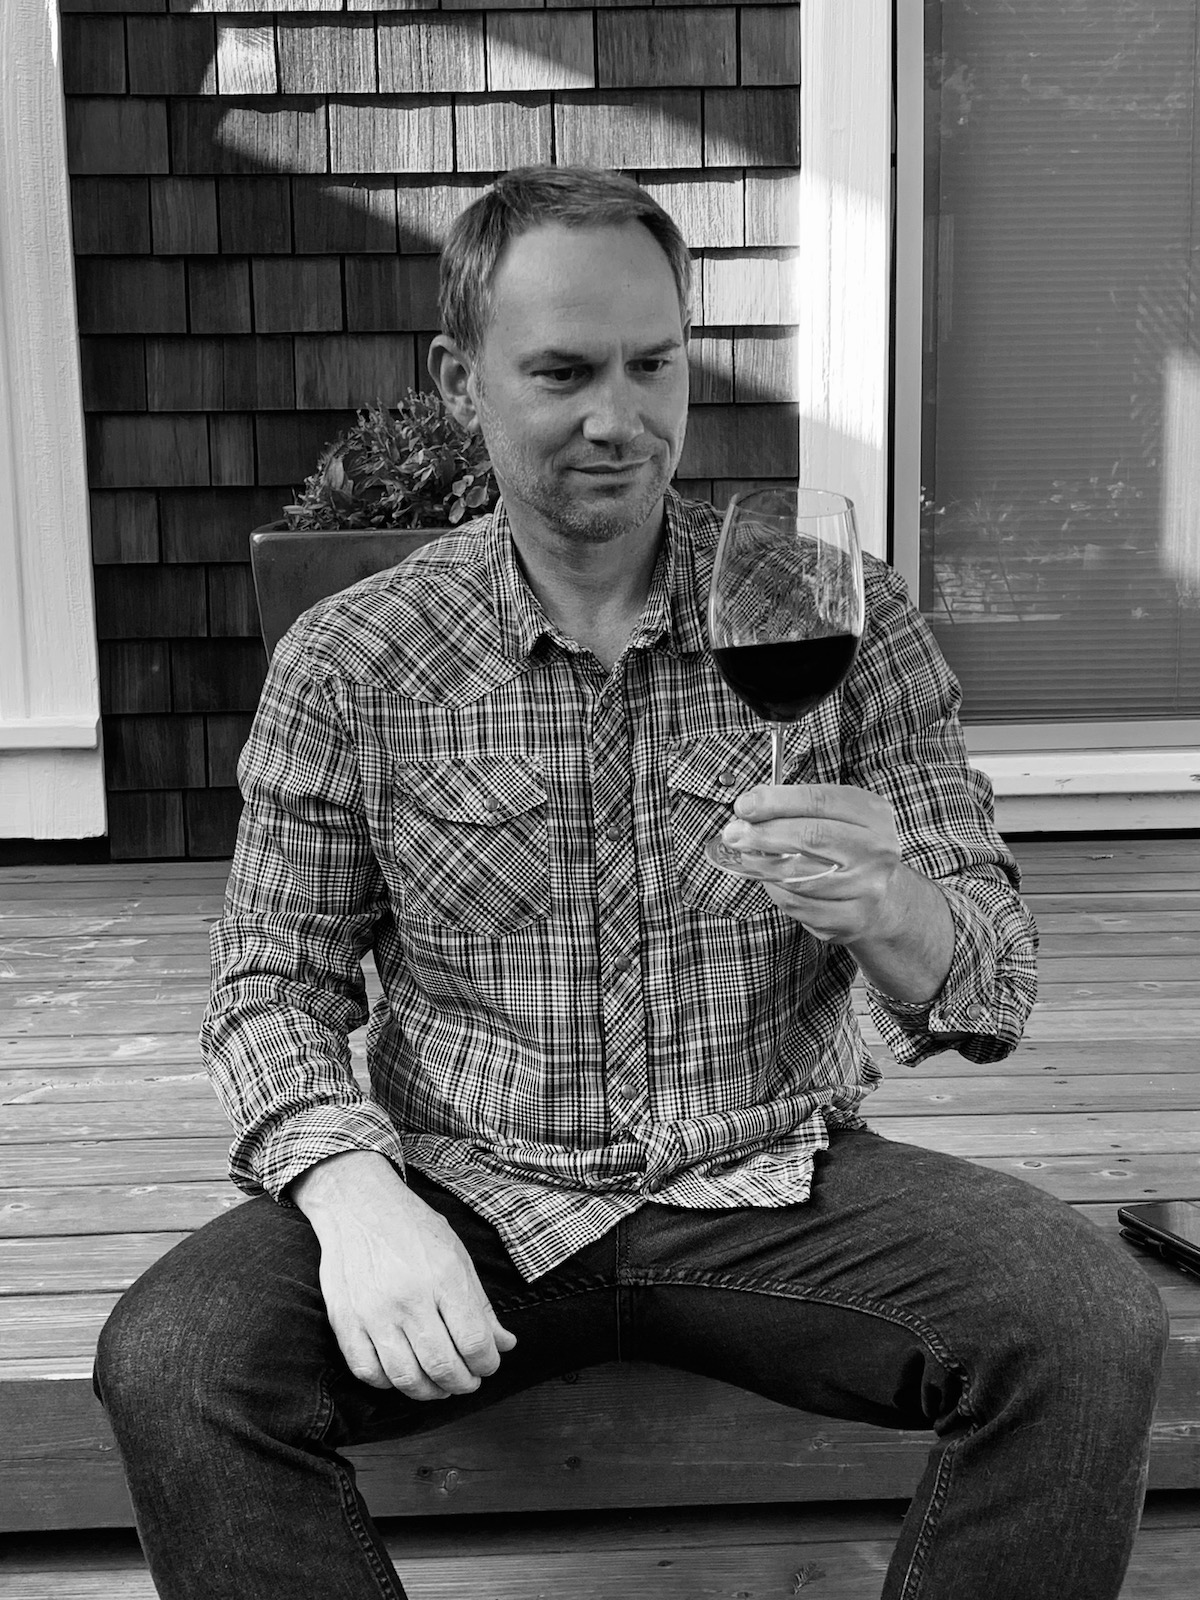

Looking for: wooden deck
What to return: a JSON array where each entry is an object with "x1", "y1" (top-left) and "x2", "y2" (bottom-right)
[{"x1": 2, "y1": 837, "x2": 1199, "y2": 1595}]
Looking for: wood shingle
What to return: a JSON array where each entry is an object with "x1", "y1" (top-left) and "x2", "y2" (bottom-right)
[
  {"x1": 597, "y1": 10, "x2": 736, "y2": 89},
  {"x1": 704, "y1": 87, "x2": 800, "y2": 167},
  {"x1": 329, "y1": 99, "x2": 455, "y2": 174},
  {"x1": 344, "y1": 256, "x2": 440, "y2": 332},
  {"x1": 160, "y1": 488, "x2": 289, "y2": 565},
  {"x1": 93, "y1": 564, "x2": 208, "y2": 641},
  {"x1": 71, "y1": 178, "x2": 152, "y2": 255},
  {"x1": 209, "y1": 415, "x2": 257, "y2": 486},
  {"x1": 60, "y1": 17, "x2": 128, "y2": 96},
  {"x1": 293, "y1": 178, "x2": 399, "y2": 254},
  {"x1": 484, "y1": 13, "x2": 594, "y2": 92},
  {"x1": 454, "y1": 95, "x2": 553, "y2": 171},
  {"x1": 99, "y1": 641, "x2": 172, "y2": 716},
  {"x1": 87, "y1": 415, "x2": 210, "y2": 490},
  {"x1": 377, "y1": 15, "x2": 487, "y2": 95},
  {"x1": 294, "y1": 335, "x2": 417, "y2": 410},
  {"x1": 214, "y1": 24, "x2": 279, "y2": 96},
  {"x1": 89, "y1": 491, "x2": 161, "y2": 567},
  {"x1": 217, "y1": 178, "x2": 293, "y2": 255},
  {"x1": 80, "y1": 338, "x2": 149, "y2": 413},
  {"x1": 277, "y1": 19, "x2": 379, "y2": 95},
  {"x1": 251, "y1": 259, "x2": 344, "y2": 334},
  {"x1": 126, "y1": 16, "x2": 218, "y2": 96},
  {"x1": 555, "y1": 92, "x2": 702, "y2": 168},
  {"x1": 76, "y1": 259, "x2": 187, "y2": 336},
  {"x1": 103, "y1": 715, "x2": 208, "y2": 792},
  {"x1": 171, "y1": 101, "x2": 329, "y2": 175},
  {"x1": 740, "y1": 5, "x2": 802, "y2": 86},
  {"x1": 188, "y1": 259, "x2": 253, "y2": 335},
  {"x1": 66, "y1": 99, "x2": 170, "y2": 175},
  {"x1": 150, "y1": 178, "x2": 219, "y2": 255}
]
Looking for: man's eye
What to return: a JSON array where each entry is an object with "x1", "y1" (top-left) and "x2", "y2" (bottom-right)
[
  {"x1": 535, "y1": 367, "x2": 584, "y2": 384},
  {"x1": 634, "y1": 359, "x2": 670, "y2": 376}
]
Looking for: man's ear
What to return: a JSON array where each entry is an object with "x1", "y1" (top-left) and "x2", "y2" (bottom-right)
[{"x1": 428, "y1": 335, "x2": 480, "y2": 434}]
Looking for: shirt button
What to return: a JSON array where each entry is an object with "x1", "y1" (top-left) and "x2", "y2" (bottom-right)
[
  {"x1": 965, "y1": 1004, "x2": 988, "y2": 1022},
  {"x1": 613, "y1": 954, "x2": 634, "y2": 975},
  {"x1": 645, "y1": 1175, "x2": 664, "y2": 1195},
  {"x1": 614, "y1": 1083, "x2": 637, "y2": 1101},
  {"x1": 718, "y1": 767, "x2": 738, "y2": 786},
  {"x1": 605, "y1": 823, "x2": 624, "y2": 842},
  {"x1": 482, "y1": 797, "x2": 501, "y2": 817}
]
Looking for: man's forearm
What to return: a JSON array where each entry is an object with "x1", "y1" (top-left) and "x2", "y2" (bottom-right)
[{"x1": 843, "y1": 864, "x2": 956, "y2": 1006}]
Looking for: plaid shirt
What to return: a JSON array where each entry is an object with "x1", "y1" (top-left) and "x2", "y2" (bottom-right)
[{"x1": 202, "y1": 492, "x2": 1036, "y2": 1281}]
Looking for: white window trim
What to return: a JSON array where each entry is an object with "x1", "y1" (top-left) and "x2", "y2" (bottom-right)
[
  {"x1": 0, "y1": 0, "x2": 104, "y2": 838},
  {"x1": 891, "y1": 0, "x2": 1200, "y2": 829}
]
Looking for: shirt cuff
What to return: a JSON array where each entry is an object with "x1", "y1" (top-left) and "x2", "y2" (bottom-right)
[
  {"x1": 232, "y1": 1100, "x2": 409, "y2": 1205},
  {"x1": 868, "y1": 879, "x2": 1001, "y2": 1038}
]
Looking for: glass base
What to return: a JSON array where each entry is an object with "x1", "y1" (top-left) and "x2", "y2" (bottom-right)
[{"x1": 705, "y1": 836, "x2": 840, "y2": 885}]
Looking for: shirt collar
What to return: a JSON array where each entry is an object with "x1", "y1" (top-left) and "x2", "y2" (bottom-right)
[{"x1": 485, "y1": 489, "x2": 713, "y2": 666}]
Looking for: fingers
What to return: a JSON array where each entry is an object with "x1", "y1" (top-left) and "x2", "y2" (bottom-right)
[{"x1": 732, "y1": 783, "x2": 890, "y2": 827}]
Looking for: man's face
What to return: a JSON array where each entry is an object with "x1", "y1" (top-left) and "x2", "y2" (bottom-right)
[{"x1": 465, "y1": 222, "x2": 690, "y2": 545}]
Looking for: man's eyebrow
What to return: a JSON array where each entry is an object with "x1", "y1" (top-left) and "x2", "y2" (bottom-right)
[{"x1": 519, "y1": 338, "x2": 684, "y2": 368}]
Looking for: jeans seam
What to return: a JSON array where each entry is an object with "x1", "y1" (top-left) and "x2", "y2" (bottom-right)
[
  {"x1": 619, "y1": 1267, "x2": 978, "y2": 1422},
  {"x1": 897, "y1": 1427, "x2": 968, "y2": 1599},
  {"x1": 316, "y1": 1366, "x2": 406, "y2": 1600},
  {"x1": 488, "y1": 1272, "x2": 616, "y2": 1317}
]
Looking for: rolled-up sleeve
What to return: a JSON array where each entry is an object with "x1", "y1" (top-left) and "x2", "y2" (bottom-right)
[
  {"x1": 200, "y1": 624, "x2": 407, "y2": 1200},
  {"x1": 839, "y1": 561, "x2": 1038, "y2": 1066}
]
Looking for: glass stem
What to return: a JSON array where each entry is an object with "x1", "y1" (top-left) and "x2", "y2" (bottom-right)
[{"x1": 769, "y1": 722, "x2": 787, "y2": 786}]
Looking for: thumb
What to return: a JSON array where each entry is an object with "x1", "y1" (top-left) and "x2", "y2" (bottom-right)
[{"x1": 488, "y1": 1308, "x2": 518, "y2": 1351}]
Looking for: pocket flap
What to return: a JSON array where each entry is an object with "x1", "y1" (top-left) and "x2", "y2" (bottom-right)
[
  {"x1": 668, "y1": 729, "x2": 810, "y2": 802},
  {"x1": 397, "y1": 756, "x2": 547, "y2": 827}
]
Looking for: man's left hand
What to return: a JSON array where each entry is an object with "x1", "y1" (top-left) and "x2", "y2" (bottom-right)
[{"x1": 722, "y1": 783, "x2": 906, "y2": 944}]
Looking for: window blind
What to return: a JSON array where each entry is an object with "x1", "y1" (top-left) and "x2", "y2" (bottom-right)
[{"x1": 921, "y1": 0, "x2": 1200, "y2": 724}]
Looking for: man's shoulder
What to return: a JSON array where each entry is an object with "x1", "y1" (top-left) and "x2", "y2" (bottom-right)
[{"x1": 276, "y1": 517, "x2": 502, "y2": 693}]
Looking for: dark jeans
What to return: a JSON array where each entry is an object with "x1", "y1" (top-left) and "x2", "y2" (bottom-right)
[{"x1": 94, "y1": 1129, "x2": 1168, "y2": 1600}]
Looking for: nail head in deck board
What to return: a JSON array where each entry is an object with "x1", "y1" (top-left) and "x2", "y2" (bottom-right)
[
  {"x1": 171, "y1": 100, "x2": 329, "y2": 176},
  {"x1": 79, "y1": 338, "x2": 148, "y2": 414},
  {"x1": 597, "y1": 10, "x2": 735, "y2": 91},
  {"x1": 161, "y1": 487, "x2": 293, "y2": 564},
  {"x1": 60, "y1": 17, "x2": 127, "y2": 96},
  {"x1": 106, "y1": 792, "x2": 187, "y2": 861},
  {"x1": 187, "y1": 259, "x2": 252, "y2": 335},
  {"x1": 99, "y1": 644, "x2": 172, "y2": 717},
  {"x1": 345, "y1": 256, "x2": 441, "y2": 332},
  {"x1": 103, "y1": 717, "x2": 208, "y2": 793},
  {"x1": 377, "y1": 15, "x2": 486, "y2": 95},
  {"x1": 255, "y1": 411, "x2": 358, "y2": 487},
  {"x1": 740, "y1": 5, "x2": 802, "y2": 87},
  {"x1": 90, "y1": 492, "x2": 161, "y2": 567},
  {"x1": 206, "y1": 566, "x2": 260, "y2": 640},
  {"x1": 554, "y1": 92, "x2": 702, "y2": 169},
  {"x1": 277, "y1": 19, "x2": 379, "y2": 95},
  {"x1": 705, "y1": 87, "x2": 800, "y2": 167},
  {"x1": 93, "y1": 567, "x2": 208, "y2": 643},
  {"x1": 485, "y1": 13, "x2": 594, "y2": 92},
  {"x1": 215, "y1": 23, "x2": 279, "y2": 96},
  {"x1": 170, "y1": 642, "x2": 267, "y2": 715},
  {"x1": 292, "y1": 178, "x2": 399, "y2": 254},
  {"x1": 702, "y1": 251, "x2": 799, "y2": 325},
  {"x1": 185, "y1": 788, "x2": 246, "y2": 859},
  {"x1": 71, "y1": 178, "x2": 152, "y2": 256},
  {"x1": 251, "y1": 259, "x2": 344, "y2": 335},
  {"x1": 206, "y1": 715, "x2": 255, "y2": 787},
  {"x1": 687, "y1": 333, "x2": 734, "y2": 404},
  {"x1": 87, "y1": 415, "x2": 210, "y2": 490},
  {"x1": 329, "y1": 99, "x2": 454, "y2": 175},
  {"x1": 294, "y1": 334, "x2": 417, "y2": 410},
  {"x1": 677, "y1": 402, "x2": 798, "y2": 479},
  {"x1": 745, "y1": 168, "x2": 801, "y2": 246},
  {"x1": 126, "y1": 16, "x2": 218, "y2": 96},
  {"x1": 76, "y1": 259, "x2": 187, "y2": 337},
  {"x1": 66, "y1": 99, "x2": 170, "y2": 176},
  {"x1": 639, "y1": 170, "x2": 743, "y2": 248},
  {"x1": 395, "y1": 179, "x2": 490, "y2": 249},
  {"x1": 209, "y1": 414, "x2": 257, "y2": 487},
  {"x1": 217, "y1": 177, "x2": 293, "y2": 255},
  {"x1": 454, "y1": 95, "x2": 553, "y2": 172},
  {"x1": 735, "y1": 330, "x2": 800, "y2": 402},
  {"x1": 149, "y1": 177, "x2": 219, "y2": 255}
]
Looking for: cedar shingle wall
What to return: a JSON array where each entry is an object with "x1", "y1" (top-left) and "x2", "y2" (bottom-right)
[{"x1": 61, "y1": 0, "x2": 801, "y2": 859}]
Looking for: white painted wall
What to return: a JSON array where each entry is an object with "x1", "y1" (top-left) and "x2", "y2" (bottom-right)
[{"x1": 0, "y1": 0, "x2": 104, "y2": 839}]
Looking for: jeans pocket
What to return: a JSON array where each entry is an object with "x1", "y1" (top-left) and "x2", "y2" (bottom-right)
[
  {"x1": 394, "y1": 755, "x2": 551, "y2": 936},
  {"x1": 668, "y1": 728, "x2": 812, "y2": 921}
]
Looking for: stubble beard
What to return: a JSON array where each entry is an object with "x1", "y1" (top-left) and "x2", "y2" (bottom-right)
[{"x1": 476, "y1": 391, "x2": 679, "y2": 546}]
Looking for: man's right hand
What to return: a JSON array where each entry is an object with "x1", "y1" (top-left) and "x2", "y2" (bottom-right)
[{"x1": 289, "y1": 1150, "x2": 517, "y2": 1401}]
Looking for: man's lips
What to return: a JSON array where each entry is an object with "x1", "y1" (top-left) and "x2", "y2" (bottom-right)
[{"x1": 570, "y1": 460, "x2": 652, "y2": 476}]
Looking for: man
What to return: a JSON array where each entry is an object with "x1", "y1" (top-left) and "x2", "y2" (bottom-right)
[{"x1": 95, "y1": 167, "x2": 1166, "y2": 1600}]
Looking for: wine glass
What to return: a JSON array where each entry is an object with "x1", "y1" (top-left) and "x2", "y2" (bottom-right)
[{"x1": 706, "y1": 487, "x2": 865, "y2": 883}]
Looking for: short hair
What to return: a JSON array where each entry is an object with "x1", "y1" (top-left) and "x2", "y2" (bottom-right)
[{"x1": 439, "y1": 166, "x2": 693, "y2": 356}]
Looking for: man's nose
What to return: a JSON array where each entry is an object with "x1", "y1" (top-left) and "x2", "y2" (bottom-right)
[{"x1": 580, "y1": 377, "x2": 642, "y2": 447}]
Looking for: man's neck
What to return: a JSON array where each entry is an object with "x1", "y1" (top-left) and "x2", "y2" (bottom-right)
[{"x1": 505, "y1": 501, "x2": 667, "y2": 672}]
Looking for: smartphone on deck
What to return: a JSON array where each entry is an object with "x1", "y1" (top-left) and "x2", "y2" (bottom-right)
[{"x1": 1117, "y1": 1200, "x2": 1200, "y2": 1278}]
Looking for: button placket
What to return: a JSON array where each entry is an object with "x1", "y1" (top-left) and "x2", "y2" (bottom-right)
[{"x1": 588, "y1": 680, "x2": 648, "y2": 1133}]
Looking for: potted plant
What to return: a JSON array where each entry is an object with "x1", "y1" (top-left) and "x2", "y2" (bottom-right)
[{"x1": 250, "y1": 391, "x2": 499, "y2": 657}]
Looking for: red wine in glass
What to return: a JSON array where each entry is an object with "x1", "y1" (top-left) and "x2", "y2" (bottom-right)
[{"x1": 707, "y1": 488, "x2": 865, "y2": 883}]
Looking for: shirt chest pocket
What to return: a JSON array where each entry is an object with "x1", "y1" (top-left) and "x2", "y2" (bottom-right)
[
  {"x1": 393, "y1": 756, "x2": 551, "y2": 937},
  {"x1": 668, "y1": 729, "x2": 812, "y2": 922}
]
